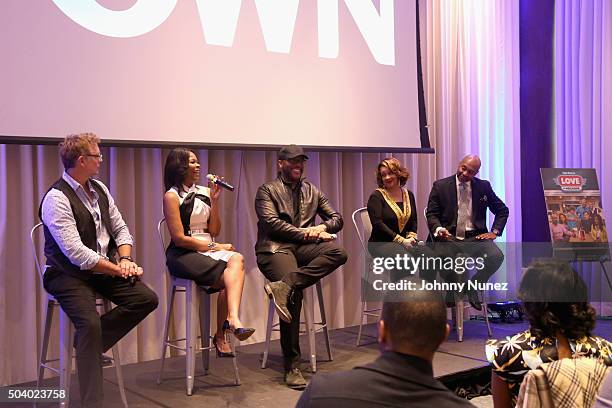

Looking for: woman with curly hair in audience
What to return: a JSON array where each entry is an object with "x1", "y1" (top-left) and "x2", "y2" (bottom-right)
[{"x1": 486, "y1": 259, "x2": 612, "y2": 407}]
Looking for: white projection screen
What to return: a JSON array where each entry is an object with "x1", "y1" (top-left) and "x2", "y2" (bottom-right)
[{"x1": 0, "y1": 0, "x2": 431, "y2": 151}]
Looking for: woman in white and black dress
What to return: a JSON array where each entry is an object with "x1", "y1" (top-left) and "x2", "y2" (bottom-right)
[{"x1": 163, "y1": 148, "x2": 254, "y2": 356}]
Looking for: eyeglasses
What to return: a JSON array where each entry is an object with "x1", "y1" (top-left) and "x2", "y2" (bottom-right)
[{"x1": 85, "y1": 153, "x2": 103, "y2": 162}]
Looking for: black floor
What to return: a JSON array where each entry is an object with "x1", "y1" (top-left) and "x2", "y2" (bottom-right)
[{"x1": 5, "y1": 318, "x2": 612, "y2": 407}]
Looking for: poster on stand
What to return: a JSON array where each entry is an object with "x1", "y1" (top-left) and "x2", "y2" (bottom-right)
[{"x1": 541, "y1": 168, "x2": 609, "y2": 261}]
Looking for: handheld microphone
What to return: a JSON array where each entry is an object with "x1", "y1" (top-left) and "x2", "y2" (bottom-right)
[{"x1": 206, "y1": 174, "x2": 235, "y2": 191}]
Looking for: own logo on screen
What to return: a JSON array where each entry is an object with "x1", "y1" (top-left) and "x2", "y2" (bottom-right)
[{"x1": 52, "y1": 0, "x2": 397, "y2": 66}]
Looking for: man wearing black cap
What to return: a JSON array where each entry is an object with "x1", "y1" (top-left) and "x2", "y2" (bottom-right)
[{"x1": 255, "y1": 144, "x2": 347, "y2": 389}]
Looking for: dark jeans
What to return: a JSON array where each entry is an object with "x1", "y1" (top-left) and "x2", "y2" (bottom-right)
[
  {"x1": 43, "y1": 268, "x2": 158, "y2": 408},
  {"x1": 257, "y1": 242, "x2": 347, "y2": 371},
  {"x1": 432, "y1": 235, "x2": 504, "y2": 286}
]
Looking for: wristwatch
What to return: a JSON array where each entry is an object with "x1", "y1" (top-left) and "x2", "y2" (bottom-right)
[
  {"x1": 491, "y1": 229, "x2": 501, "y2": 236},
  {"x1": 207, "y1": 242, "x2": 217, "y2": 249}
]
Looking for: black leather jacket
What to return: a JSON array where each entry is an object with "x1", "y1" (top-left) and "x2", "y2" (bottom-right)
[{"x1": 255, "y1": 176, "x2": 343, "y2": 254}]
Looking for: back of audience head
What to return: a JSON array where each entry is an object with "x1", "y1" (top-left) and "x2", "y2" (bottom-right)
[
  {"x1": 519, "y1": 259, "x2": 596, "y2": 341},
  {"x1": 379, "y1": 290, "x2": 449, "y2": 360}
]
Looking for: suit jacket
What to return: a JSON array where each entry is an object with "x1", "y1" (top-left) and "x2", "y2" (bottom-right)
[
  {"x1": 296, "y1": 351, "x2": 475, "y2": 408},
  {"x1": 426, "y1": 175, "x2": 509, "y2": 238}
]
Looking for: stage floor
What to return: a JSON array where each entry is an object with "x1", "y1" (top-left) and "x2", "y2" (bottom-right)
[{"x1": 9, "y1": 318, "x2": 612, "y2": 407}]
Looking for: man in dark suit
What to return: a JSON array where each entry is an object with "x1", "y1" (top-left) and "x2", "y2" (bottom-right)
[
  {"x1": 426, "y1": 154, "x2": 509, "y2": 309},
  {"x1": 295, "y1": 290, "x2": 474, "y2": 408}
]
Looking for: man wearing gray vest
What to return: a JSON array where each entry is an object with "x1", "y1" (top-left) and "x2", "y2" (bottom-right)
[{"x1": 40, "y1": 133, "x2": 158, "y2": 408}]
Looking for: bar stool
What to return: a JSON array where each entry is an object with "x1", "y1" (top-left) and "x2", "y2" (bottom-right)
[
  {"x1": 30, "y1": 223, "x2": 128, "y2": 408},
  {"x1": 261, "y1": 280, "x2": 332, "y2": 373},
  {"x1": 351, "y1": 207, "x2": 382, "y2": 346},
  {"x1": 421, "y1": 208, "x2": 493, "y2": 342},
  {"x1": 156, "y1": 219, "x2": 240, "y2": 396}
]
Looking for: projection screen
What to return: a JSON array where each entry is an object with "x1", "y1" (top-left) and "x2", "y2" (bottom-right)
[{"x1": 0, "y1": 0, "x2": 431, "y2": 151}]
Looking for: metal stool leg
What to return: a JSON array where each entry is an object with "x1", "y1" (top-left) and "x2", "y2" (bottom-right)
[
  {"x1": 482, "y1": 291, "x2": 493, "y2": 337},
  {"x1": 303, "y1": 287, "x2": 317, "y2": 373},
  {"x1": 356, "y1": 301, "x2": 366, "y2": 347},
  {"x1": 38, "y1": 299, "x2": 55, "y2": 387},
  {"x1": 103, "y1": 300, "x2": 128, "y2": 408},
  {"x1": 59, "y1": 309, "x2": 73, "y2": 408},
  {"x1": 315, "y1": 282, "x2": 332, "y2": 361},
  {"x1": 157, "y1": 284, "x2": 176, "y2": 384},
  {"x1": 229, "y1": 336, "x2": 241, "y2": 386},
  {"x1": 199, "y1": 290, "x2": 211, "y2": 375},
  {"x1": 185, "y1": 281, "x2": 198, "y2": 396},
  {"x1": 454, "y1": 294, "x2": 464, "y2": 342},
  {"x1": 261, "y1": 301, "x2": 275, "y2": 369}
]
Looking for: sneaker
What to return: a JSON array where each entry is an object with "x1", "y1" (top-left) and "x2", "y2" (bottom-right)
[
  {"x1": 264, "y1": 281, "x2": 292, "y2": 323},
  {"x1": 284, "y1": 368, "x2": 307, "y2": 390}
]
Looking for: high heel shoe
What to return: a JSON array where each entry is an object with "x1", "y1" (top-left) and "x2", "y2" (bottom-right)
[
  {"x1": 223, "y1": 320, "x2": 255, "y2": 341},
  {"x1": 212, "y1": 335, "x2": 235, "y2": 358}
]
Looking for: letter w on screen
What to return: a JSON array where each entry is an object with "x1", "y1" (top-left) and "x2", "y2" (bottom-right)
[{"x1": 52, "y1": 0, "x2": 396, "y2": 65}]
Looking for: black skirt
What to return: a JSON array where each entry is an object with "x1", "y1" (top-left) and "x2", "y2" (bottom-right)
[{"x1": 166, "y1": 245, "x2": 227, "y2": 288}]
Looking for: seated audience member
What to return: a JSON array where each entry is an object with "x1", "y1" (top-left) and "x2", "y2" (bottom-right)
[
  {"x1": 594, "y1": 373, "x2": 612, "y2": 408},
  {"x1": 163, "y1": 148, "x2": 254, "y2": 357},
  {"x1": 40, "y1": 133, "x2": 158, "y2": 407},
  {"x1": 486, "y1": 260, "x2": 612, "y2": 408},
  {"x1": 296, "y1": 290, "x2": 475, "y2": 407}
]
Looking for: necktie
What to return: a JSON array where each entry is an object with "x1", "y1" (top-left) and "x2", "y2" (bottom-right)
[{"x1": 456, "y1": 182, "x2": 469, "y2": 239}]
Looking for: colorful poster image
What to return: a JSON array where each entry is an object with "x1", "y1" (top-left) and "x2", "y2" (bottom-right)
[{"x1": 541, "y1": 168, "x2": 609, "y2": 261}]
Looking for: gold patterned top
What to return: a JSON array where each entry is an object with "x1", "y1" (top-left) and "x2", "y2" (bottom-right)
[{"x1": 376, "y1": 188, "x2": 414, "y2": 237}]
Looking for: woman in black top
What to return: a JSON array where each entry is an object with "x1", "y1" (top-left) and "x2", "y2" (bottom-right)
[
  {"x1": 367, "y1": 158, "x2": 432, "y2": 282},
  {"x1": 367, "y1": 158, "x2": 418, "y2": 246}
]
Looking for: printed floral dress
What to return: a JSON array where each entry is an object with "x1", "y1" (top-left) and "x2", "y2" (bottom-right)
[{"x1": 486, "y1": 329, "x2": 612, "y2": 403}]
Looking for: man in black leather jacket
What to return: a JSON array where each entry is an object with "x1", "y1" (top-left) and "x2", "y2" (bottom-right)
[{"x1": 255, "y1": 144, "x2": 348, "y2": 389}]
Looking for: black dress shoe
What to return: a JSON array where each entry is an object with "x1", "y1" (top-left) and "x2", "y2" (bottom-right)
[
  {"x1": 264, "y1": 281, "x2": 292, "y2": 323},
  {"x1": 284, "y1": 368, "x2": 307, "y2": 390},
  {"x1": 467, "y1": 290, "x2": 482, "y2": 311},
  {"x1": 222, "y1": 320, "x2": 255, "y2": 341}
]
